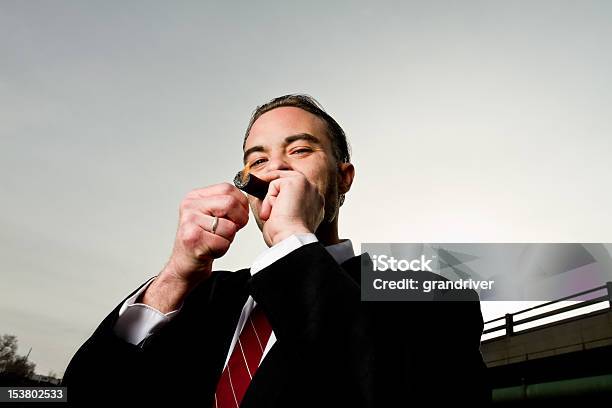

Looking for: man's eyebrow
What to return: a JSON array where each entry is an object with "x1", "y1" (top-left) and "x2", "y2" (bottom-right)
[
  {"x1": 243, "y1": 145, "x2": 266, "y2": 164},
  {"x1": 284, "y1": 133, "x2": 322, "y2": 146},
  {"x1": 243, "y1": 133, "x2": 321, "y2": 163}
]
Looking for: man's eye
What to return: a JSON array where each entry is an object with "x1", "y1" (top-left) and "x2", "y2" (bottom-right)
[
  {"x1": 251, "y1": 158, "x2": 267, "y2": 167},
  {"x1": 292, "y1": 148, "x2": 312, "y2": 155}
]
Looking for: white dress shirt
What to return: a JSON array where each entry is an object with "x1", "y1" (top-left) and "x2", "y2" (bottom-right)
[{"x1": 114, "y1": 233, "x2": 355, "y2": 370}]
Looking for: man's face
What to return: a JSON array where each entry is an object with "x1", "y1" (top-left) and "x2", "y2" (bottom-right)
[{"x1": 243, "y1": 106, "x2": 341, "y2": 231}]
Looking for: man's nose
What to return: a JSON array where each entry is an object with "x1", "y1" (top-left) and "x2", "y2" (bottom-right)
[{"x1": 266, "y1": 157, "x2": 292, "y2": 172}]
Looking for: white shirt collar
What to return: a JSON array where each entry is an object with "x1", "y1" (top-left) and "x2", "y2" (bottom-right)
[
  {"x1": 325, "y1": 238, "x2": 355, "y2": 265},
  {"x1": 250, "y1": 234, "x2": 355, "y2": 276}
]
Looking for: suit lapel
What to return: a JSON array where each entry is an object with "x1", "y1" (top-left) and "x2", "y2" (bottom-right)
[
  {"x1": 341, "y1": 252, "x2": 372, "y2": 285},
  {"x1": 241, "y1": 251, "x2": 372, "y2": 407}
]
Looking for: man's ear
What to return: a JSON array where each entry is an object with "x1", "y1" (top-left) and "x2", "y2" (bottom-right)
[{"x1": 337, "y1": 162, "x2": 355, "y2": 194}]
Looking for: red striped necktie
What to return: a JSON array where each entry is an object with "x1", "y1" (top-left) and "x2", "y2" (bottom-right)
[{"x1": 214, "y1": 305, "x2": 273, "y2": 408}]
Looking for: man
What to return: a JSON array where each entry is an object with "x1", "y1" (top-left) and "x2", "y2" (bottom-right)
[{"x1": 63, "y1": 94, "x2": 490, "y2": 406}]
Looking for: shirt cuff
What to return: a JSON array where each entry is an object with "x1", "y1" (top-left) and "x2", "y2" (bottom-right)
[
  {"x1": 251, "y1": 233, "x2": 318, "y2": 275},
  {"x1": 114, "y1": 277, "x2": 181, "y2": 345}
]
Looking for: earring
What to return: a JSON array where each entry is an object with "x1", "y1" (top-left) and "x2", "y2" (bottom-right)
[{"x1": 339, "y1": 194, "x2": 345, "y2": 207}]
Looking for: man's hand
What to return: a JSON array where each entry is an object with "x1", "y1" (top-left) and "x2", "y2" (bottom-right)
[
  {"x1": 143, "y1": 183, "x2": 249, "y2": 313},
  {"x1": 259, "y1": 170, "x2": 325, "y2": 247}
]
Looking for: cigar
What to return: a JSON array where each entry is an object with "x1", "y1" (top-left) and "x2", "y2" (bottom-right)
[{"x1": 233, "y1": 170, "x2": 269, "y2": 200}]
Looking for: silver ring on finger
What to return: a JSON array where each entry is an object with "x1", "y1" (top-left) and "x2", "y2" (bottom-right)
[{"x1": 210, "y1": 216, "x2": 219, "y2": 235}]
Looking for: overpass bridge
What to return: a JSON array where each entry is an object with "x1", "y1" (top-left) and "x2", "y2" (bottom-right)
[{"x1": 481, "y1": 282, "x2": 612, "y2": 404}]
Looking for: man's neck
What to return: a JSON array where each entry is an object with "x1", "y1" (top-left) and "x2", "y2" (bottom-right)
[{"x1": 315, "y1": 218, "x2": 341, "y2": 247}]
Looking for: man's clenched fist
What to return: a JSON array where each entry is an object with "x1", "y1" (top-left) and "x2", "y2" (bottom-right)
[
  {"x1": 143, "y1": 183, "x2": 249, "y2": 313},
  {"x1": 258, "y1": 170, "x2": 325, "y2": 247}
]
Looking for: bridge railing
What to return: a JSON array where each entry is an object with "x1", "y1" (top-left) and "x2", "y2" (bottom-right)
[{"x1": 483, "y1": 281, "x2": 612, "y2": 338}]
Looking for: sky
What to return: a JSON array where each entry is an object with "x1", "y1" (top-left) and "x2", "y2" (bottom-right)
[{"x1": 1, "y1": 0, "x2": 611, "y2": 376}]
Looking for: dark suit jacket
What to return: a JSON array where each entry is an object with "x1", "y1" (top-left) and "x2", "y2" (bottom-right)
[{"x1": 63, "y1": 242, "x2": 490, "y2": 406}]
